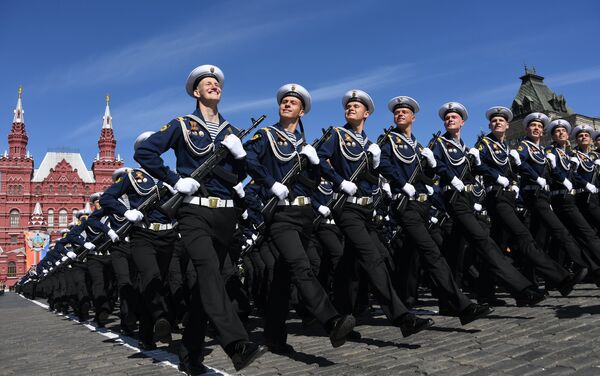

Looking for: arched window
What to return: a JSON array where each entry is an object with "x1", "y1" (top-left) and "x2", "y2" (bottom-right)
[
  {"x1": 49, "y1": 185, "x2": 53, "y2": 193},
  {"x1": 72, "y1": 209, "x2": 78, "y2": 222},
  {"x1": 7, "y1": 262, "x2": 17, "y2": 277},
  {"x1": 47, "y1": 209, "x2": 54, "y2": 227},
  {"x1": 35, "y1": 186, "x2": 42, "y2": 195},
  {"x1": 10, "y1": 209, "x2": 20, "y2": 228},
  {"x1": 58, "y1": 209, "x2": 68, "y2": 227},
  {"x1": 72, "y1": 184, "x2": 78, "y2": 193}
]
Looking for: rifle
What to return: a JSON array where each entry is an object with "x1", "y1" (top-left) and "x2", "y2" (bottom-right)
[
  {"x1": 448, "y1": 134, "x2": 484, "y2": 206},
  {"x1": 328, "y1": 126, "x2": 394, "y2": 213},
  {"x1": 587, "y1": 161, "x2": 599, "y2": 204},
  {"x1": 395, "y1": 131, "x2": 441, "y2": 212},
  {"x1": 160, "y1": 115, "x2": 267, "y2": 219},
  {"x1": 260, "y1": 126, "x2": 334, "y2": 223}
]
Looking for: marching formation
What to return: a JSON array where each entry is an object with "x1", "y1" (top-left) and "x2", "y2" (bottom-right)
[{"x1": 16, "y1": 64, "x2": 600, "y2": 375}]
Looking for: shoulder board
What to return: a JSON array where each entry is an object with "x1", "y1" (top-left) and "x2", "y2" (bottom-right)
[
  {"x1": 517, "y1": 145, "x2": 524, "y2": 151},
  {"x1": 160, "y1": 123, "x2": 171, "y2": 132}
]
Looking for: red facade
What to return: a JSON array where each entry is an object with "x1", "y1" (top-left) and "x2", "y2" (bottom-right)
[{"x1": 0, "y1": 90, "x2": 123, "y2": 288}]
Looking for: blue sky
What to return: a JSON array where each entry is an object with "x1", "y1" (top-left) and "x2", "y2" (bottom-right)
[{"x1": 1, "y1": 0, "x2": 599, "y2": 170}]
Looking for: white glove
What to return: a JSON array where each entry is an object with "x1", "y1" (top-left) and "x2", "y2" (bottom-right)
[
  {"x1": 421, "y1": 147, "x2": 437, "y2": 168},
  {"x1": 107, "y1": 229, "x2": 119, "y2": 243},
  {"x1": 536, "y1": 177, "x2": 547, "y2": 188},
  {"x1": 468, "y1": 148, "x2": 481, "y2": 166},
  {"x1": 562, "y1": 178, "x2": 573, "y2": 191},
  {"x1": 174, "y1": 177, "x2": 200, "y2": 195},
  {"x1": 31, "y1": 270, "x2": 37, "y2": 276},
  {"x1": 473, "y1": 203, "x2": 483, "y2": 212},
  {"x1": 61, "y1": 256, "x2": 67, "y2": 262},
  {"x1": 425, "y1": 185, "x2": 434, "y2": 195},
  {"x1": 55, "y1": 261, "x2": 60, "y2": 266},
  {"x1": 232, "y1": 182, "x2": 246, "y2": 198},
  {"x1": 367, "y1": 144, "x2": 381, "y2": 169},
  {"x1": 586, "y1": 183, "x2": 598, "y2": 194},
  {"x1": 569, "y1": 157, "x2": 580, "y2": 169},
  {"x1": 241, "y1": 210, "x2": 248, "y2": 220},
  {"x1": 513, "y1": 185, "x2": 520, "y2": 198},
  {"x1": 340, "y1": 180, "x2": 358, "y2": 196},
  {"x1": 595, "y1": 159, "x2": 600, "y2": 166},
  {"x1": 430, "y1": 217, "x2": 439, "y2": 224},
  {"x1": 270, "y1": 182, "x2": 289, "y2": 200},
  {"x1": 300, "y1": 144, "x2": 320, "y2": 165},
  {"x1": 66, "y1": 251, "x2": 77, "y2": 260},
  {"x1": 162, "y1": 182, "x2": 177, "y2": 195},
  {"x1": 318, "y1": 205, "x2": 331, "y2": 217},
  {"x1": 509, "y1": 149, "x2": 521, "y2": 166},
  {"x1": 124, "y1": 209, "x2": 144, "y2": 223},
  {"x1": 49, "y1": 267, "x2": 54, "y2": 271},
  {"x1": 381, "y1": 182, "x2": 392, "y2": 198},
  {"x1": 221, "y1": 134, "x2": 247, "y2": 160},
  {"x1": 496, "y1": 175, "x2": 510, "y2": 187},
  {"x1": 546, "y1": 153, "x2": 556, "y2": 169},
  {"x1": 402, "y1": 183, "x2": 416, "y2": 197},
  {"x1": 451, "y1": 176, "x2": 465, "y2": 191},
  {"x1": 42, "y1": 269, "x2": 48, "y2": 274},
  {"x1": 84, "y1": 242, "x2": 96, "y2": 250}
]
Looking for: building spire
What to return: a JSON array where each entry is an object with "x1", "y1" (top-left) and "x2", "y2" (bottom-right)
[
  {"x1": 13, "y1": 85, "x2": 25, "y2": 124},
  {"x1": 102, "y1": 94, "x2": 112, "y2": 129}
]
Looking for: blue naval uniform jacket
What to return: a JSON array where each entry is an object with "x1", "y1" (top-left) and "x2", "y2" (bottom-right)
[
  {"x1": 544, "y1": 143, "x2": 581, "y2": 191},
  {"x1": 475, "y1": 133, "x2": 516, "y2": 187},
  {"x1": 378, "y1": 129, "x2": 433, "y2": 195},
  {"x1": 311, "y1": 179, "x2": 336, "y2": 210},
  {"x1": 245, "y1": 123, "x2": 319, "y2": 199},
  {"x1": 66, "y1": 215, "x2": 110, "y2": 247},
  {"x1": 134, "y1": 109, "x2": 246, "y2": 199},
  {"x1": 100, "y1": 168, "x2": 171, "y2": 224},
  {"x1": 515, "y1": 137, "x2": 550, "y2": 187},
  {"x1": 571, "y1": 147, "x2": 597, "y2": 186},
  {"x1": 430, "y1": 132, "x2": 475, "y2": 187},
  {"x1": 317, "y1": 124, "x2": 377, "y2": 196}
]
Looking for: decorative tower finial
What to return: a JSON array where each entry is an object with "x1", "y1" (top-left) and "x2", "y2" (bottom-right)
[
  {"x1": 13, "y1": 86, "x2": 25, "y2": 124},
  {"x1": 106, "y1": 94, "x2": 110, "y2": 105},
  {"x1": 102, "y1": 94, "x2": 112, "y2": 130}
]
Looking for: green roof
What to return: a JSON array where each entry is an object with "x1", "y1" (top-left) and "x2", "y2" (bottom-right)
[{"x1": 511, "y1": 67, "x2": 573, "y2": 118}]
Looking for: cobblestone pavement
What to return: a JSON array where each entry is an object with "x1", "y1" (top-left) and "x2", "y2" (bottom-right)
[{"x1": 3, "y1": 286, "x2": 600, "y2": 375}]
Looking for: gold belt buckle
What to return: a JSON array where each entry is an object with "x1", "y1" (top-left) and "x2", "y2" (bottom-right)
[
  {"x1": 417, "y1": 193, "x2": 427, "y2": 202},
  {"x1": 208, "y1": 197, "x2": 219, "y2": 208},
  {"x1": 297, "y1": 196, "x2": 305, "y2": 206},
  {"x1": 360, "y1": 197, "x2": 369, "y2": 206},
  {"x1": 152, "y1": 223, "x2": 161, "y2": 231}
]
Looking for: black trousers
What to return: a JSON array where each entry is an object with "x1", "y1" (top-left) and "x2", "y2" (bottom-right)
[
  {"x1": 523, "y1": 191, "x2": 592, "y2": 269},
  {"x1": 445, "y1": 192, "x2": 532, "y2": 295},
  {"x1": 70, "y1": 262, "x2": 90, "y2": 307},
  {"x1": 551, "y1": 194, "x2": 600, "y2": 268},
  {"x1": 264, "y1": 205, "x2": 339, "y2": 345},
  {"x1": 177, "y1": 205, "x2": 248, "y2": 361},
  {"x1": 393, "y1": 200, "x2": 473, "y2": 312},
  {"x1": 576, "y1": 193, "x2": 600, "y2": 234},
  {"x1": 110, "y1": 241, "x2": 140, "y2": 322},
  {"x1": 486, "y1": 190, "x2": 570, "y2": 285},
  {"x1": 168, "y1": 239, "x2": 191, "y2": 323},
  {"x1": 130, "y1": 228, "x2": 175, "y2": 321},
  {"x1": 334, "y1": 204, "x2": 409, "y2": 322},
  {"x1": 315, "y1": 223, "x2": 345, "y2": 296},
  {"x1": 86, "y1": 254, "x2": 113, "y2": 315}
]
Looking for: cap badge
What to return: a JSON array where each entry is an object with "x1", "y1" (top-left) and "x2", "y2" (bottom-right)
[
  {"x1": 210, "y1": 67, "x2": 215, "y2": 73},
  {"x1": 291, "y1": 85, "x2": 296, "y2": 91},
  {"x1": 352, "y1": 91, "x2": 357, "y2": 98}
]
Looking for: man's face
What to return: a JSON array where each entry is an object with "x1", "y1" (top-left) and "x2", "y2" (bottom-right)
[
  {"x1": 444, "y1": 112, "x2": 464, "y2": 131},
  {"x1": 345, "y1": 101, "x2": 369, "y2": 123},
  {"x1": 193, "y1": 77, "x2": 221, "y2": 102},
  {"x1": 93, "y1": 200, "x2": 101, "y2": 210},
  {"x1": 552, "y1": 126, "x2": 569, "y2": 143},
  {"x1": 279, "y1": 96, "x2": 304, "y2": 120},
  {"x1": 393, "y1": 107, "x2": 415, "y2": 129},
  {"x1": 577, "y1": 131, "x2": 591, "y2": 147},
  {"x1": 489, "y1": 116, "x2": 509, "y2": 134},
  {"x1": 595, "y1": 137, "x2": 600, "y2": 149},
  {"x1": 526, "y1": 121, "x2": 544, "y2": 139}
]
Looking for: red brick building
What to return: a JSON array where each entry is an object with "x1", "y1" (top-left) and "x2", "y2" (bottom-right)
[{"x1": 0, "y1": 88, "x2": 123, "y2": 288}]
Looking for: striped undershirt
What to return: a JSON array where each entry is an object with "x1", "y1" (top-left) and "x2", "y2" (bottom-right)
[
  {"x1": 283, "y1": 130, "x2": 297, "y2": 146},
  {"x1": 205, "y1": 120, "x2": 220, "y2": 140}
]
